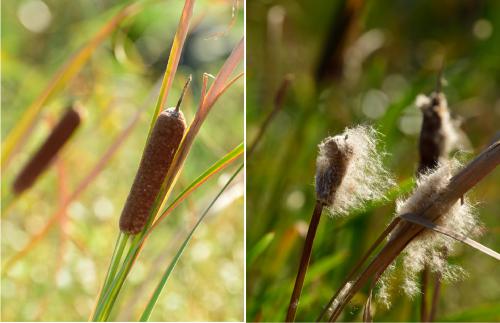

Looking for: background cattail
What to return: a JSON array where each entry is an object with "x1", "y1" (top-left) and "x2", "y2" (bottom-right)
[
  {"x1": 12, "y1": 106, "x2": 81, "y2": 195},
  {"x1": 315, "y1": 125, "x2": 395, "y2": 215},
  {"x1": 416, "y1": 84, "x2": 469, "y2": 174},
  {"x1": 119, "y1": 107, "x2": 187, "y2": 234},
  {"x1": 414, "y1": 74, "x2": 472, "y2": 321}
]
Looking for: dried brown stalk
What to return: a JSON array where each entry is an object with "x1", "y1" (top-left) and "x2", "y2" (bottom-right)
[
  {"x1": 248, "y1": 74, "x2": 293, "y2": 158},
  {"x1": 286, "y1": 201, "x2": 324, "y2": 322}
]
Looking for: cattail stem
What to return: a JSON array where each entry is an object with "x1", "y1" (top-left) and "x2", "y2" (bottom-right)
[
  {"x1": 248, "y1": 74, "x2": 293, "y2": 158},
  {"x1": 316, "y1": 217, "x2": 401, "y2": 322},
  {"x1": 102, "y1": 233, "x2": 129, "y2": 294},
  {"x1": 286, "y1": 200, "x2": 324, "y2": 322},
  {"x1": 420, "y1": 267, "x2": 429, "y2": 322},
  {"x1": 428, "y1": 271, "x2": 442, "y2": 321},
  {"x1": 175, "y1": 75, "x2": 192, "y2": 112},
  {"x1": 92, "y1": 232, "x2": 129, "y2": 319}
]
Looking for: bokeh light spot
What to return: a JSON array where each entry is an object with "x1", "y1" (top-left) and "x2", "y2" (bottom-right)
[{"x1": 17, "y1": 0, "x2": 52, "y2": 33}]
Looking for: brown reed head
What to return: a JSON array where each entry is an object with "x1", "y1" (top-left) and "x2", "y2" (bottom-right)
[
  {"x1": 119, "y1": 77, "x2": 191, "y2": 234},
  {"x1": 315, "y1": 125, "x2": 394, "y2": 215},
  {"x1": 315, "y1": 135, "x2": 353, "y2": 206},
  {"x1": 13, "y1": 105, "x2": 81, "y2": 195}
]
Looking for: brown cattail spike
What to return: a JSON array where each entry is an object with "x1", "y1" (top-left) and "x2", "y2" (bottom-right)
[
  {"x1": 13, "y1": 106, "x2": 81, "y2": 195},
  {"x1": 315, "y1": 136, "x2": 353, "y2": 206},
  {"x1": 416, "y1": 91, "x2": 448, "y2": 174},
  {"x1": 119, "y1": 108, "x2": 187, "y2": 234}
]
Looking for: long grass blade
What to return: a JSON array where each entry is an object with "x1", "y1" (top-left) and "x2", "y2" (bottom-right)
[
  {"x1": 248, "y1": 232, "x2": 276, "y2": 266},
  {"x1": 147, "y1": 0, "x2": 194, "y2": 135},
  {"x1": 139, "y1": 39, "x2": 244, "y2": 240},
  {"x1": 140, "y1": 163, "x2": 243, "y2": 321},
  {"x1": 400, "y1": 213, "x2": 500, "y2": 261},
  {"x1": 1, "y1": 2, "x2": 143, "y2": 169},
  {"x1": 151, "y1": 142, "x2": 243, "y2": 230}
]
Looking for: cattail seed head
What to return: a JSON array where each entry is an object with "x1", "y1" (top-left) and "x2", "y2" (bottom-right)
[
  {"x1": 119, "y1": 108, "x2": 186, "y2": 234},
  {"x1": 315, "y1": 125, "x2": 395, "y2": 216},
  {"x1": 416, "y1": 90, "x2": 469, "y2": 174},
  {"x1": 391, "y1": 160, "x2": 480, "y2": 297},
  {"x1": 13, "y1": 106, "x2": 81, "y2": 195},
  {"x1": 315, "y1": 134, "x2": 353, "y2": 206}
]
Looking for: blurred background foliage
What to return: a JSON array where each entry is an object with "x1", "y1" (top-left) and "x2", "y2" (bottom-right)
[
  {"x1": 1, "y1": 0, "x2": 243, "y2": 321},
  {"x1": 247, "y1": 0, "x2": 499, "y2": 321}
]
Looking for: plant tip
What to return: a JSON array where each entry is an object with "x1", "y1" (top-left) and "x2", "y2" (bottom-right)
[{"x1": 175, "y1": 75, "x2": 192, "y2": 112}]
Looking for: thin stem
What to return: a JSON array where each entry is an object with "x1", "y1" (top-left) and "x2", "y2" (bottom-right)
[
  {"x1": 316, "y1": 217, "x2": 401, "y2": 322},
  {"x1": 286, "y1": 200, "x2": 324, "y2": 322},
  {"x1": 97, "y1": 234, "x2": 143, "y2": 321},
  {"x1": 91, "y1": 232, "x2": 128, "y2": 320},
  {"x1": 428, "y1": 271, "x2": 442, "y2": 321},
  {"x1": 420, "y1": 267, "x2": 429, "y2": 322},
  {"x1": 104, "y1": 233, "x2": 129, "y2": 293},
  {"x1": 175, "y1": 75, "x2": 192, "y2": 112},
  {"x1": 247, "y1": 74, "x2": 293, "y2": 158}
]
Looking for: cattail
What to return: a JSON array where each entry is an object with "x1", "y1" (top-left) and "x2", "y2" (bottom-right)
[
  {"x1": 119, "y1": 77, "x2": 190, "y2": 234},
  {"x1": 416, "y1": 73, "x2": 469, "y2": 174},
  {"x1": 415, "y1": 70, "x2": 471, "y2": 321},
  {"x1": 316, "y1": 125, "x2": 395, "y2": 215},
  {"x1": 13, "y1": 106, "x2": 81, "y2": 195},
  {"x1": 286, "y1": 125, "x2": 394, "y2": 322},
  {"x1": 325, "y1": 143, "x2": 498, "y2": 322},
  {"x1": 392, "y1": 160, "x2": 479, "y2": 297}
]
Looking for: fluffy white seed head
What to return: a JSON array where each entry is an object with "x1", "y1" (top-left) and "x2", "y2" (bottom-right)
[
  {"x1": 391, "y1": 160, "x2": 480, "y2": 297},
  {"x1": 315, "y1": 125, "x2": 395, "y2": 216},
  {"x1": 376, "y1": 262, "x2": 396, "y2": 308}
]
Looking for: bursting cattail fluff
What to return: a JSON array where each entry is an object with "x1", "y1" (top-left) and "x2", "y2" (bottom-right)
[
  {"x1": 391, "y1": 160, "x2": 480, "y2": 297},
  {"x1": 315, "y1": 125, "x2": 394, "y2": 215},
  {"x1": 119, "y1": 108, "x2": 186, "y2": 234},
  {"x1": 13, "y1": 106, "x2": 81, "y2": 195}
]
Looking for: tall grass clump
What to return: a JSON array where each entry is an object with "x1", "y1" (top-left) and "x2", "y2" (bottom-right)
[{"x1": 90, "y1": 0, "x2": 244, "y2": 320}]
